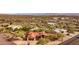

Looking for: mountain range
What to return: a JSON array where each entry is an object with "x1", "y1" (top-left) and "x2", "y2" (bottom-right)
[
  {"x1": 1, "y1": 13, "x2": 79, "y2": 16},
  {"x1": 15, "y1": 13, "x2": 79, "y2": 16}
]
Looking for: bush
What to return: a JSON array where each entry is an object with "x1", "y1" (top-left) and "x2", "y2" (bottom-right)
[
  {"x1": 0, "y1": 28, "x2": 4, "y2": 32},
  {"x1": 57, "y1": 33, "x2": 64, "y2": 38},
  {"x1": 36, "y1": 38, "x2": 49, "y2": 45},
  {"x1": 47, "y1": 33, "x2": 64, "y2": 41},
  {"x1": 47, "y1": 34, "x2": 58, "y2": 41},
  {"x1": 5, "y1": 27, "x2": 13, "y2": 32},
  {"x1": 67, "y1": 27, "x2": 75, "y2": 33},
  {"x1": 21, "y1": 26, "x2": 31, "y2": 31},
  {"x1": 15, "y1": 30, "x2": 25, "y2": 38},
  {"x1": 32, "y1": 28, "x2": 48, "y2": 32}
]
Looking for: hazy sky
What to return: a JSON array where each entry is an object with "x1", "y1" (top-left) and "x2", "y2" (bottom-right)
[
  {"x1": 0, "y1": 0, "x2": 33, "y2": 13},
  {"x1": 0, "y1": 0, "x2": 54, "y2": 13},
  {"x1": 0, "y1": 0, "x2": 79, "y2": 14}
]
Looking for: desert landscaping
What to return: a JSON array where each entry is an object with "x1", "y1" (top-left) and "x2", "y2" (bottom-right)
[{"x1": 0, "y1": 14, "x2": 79, "y2": 45}]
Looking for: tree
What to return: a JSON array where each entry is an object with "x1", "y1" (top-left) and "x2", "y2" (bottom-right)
[
  {"x1": 46, "y1": 33, "x2": 64, "y2": 41},
  {"x1": 57, "y1": 33, "x2": 64, "y2": 42},
  {"x1": 67, "y1": 27, "x2": 75, "y2": 33},
  {"x1": 46, "y1": 34, "x2": 58, "y2": 41},
  {"x1": 21, "y1": 26, "x2": 31, "y2": 32},
  {"x1": 36, "y1": 38, "x2": 49, "y2": 45}
]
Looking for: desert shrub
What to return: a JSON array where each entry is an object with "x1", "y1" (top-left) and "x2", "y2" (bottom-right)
[
  {"x1": 46, "y1": 33, "x2": 64, "y2": 41},
  {"x1": 36, "y1": 38, "x2": 49, "y2": 45},
  {"x1": 57, "y1": 33, "x2": 64, "y2": 38},
  {"x1": 21, "y1": 26, "x2": 31, "y2": 31},
  {"x1": 45, "y1": 29, "x2": 52, "y2": 33},
  {"x1": 33, "y1": 28, "x2": 44, "y2": 32},
  {"x1": 33, "y1": 29, "x2": 42, "y2": 32},
  {"x1": 47, "y1": 34, "x2": 58, "y2": 41},
  {"x1": 0, "y1": 28, "x2": 4, "y2": 32},
  {"x1": 15, "y1": 30, "x2": 25, "y2": 38},
  {"x1": 5, "y1": 27, "x2": 13, "y2": 33},
  {"x1": 67, "y1": 27, "x2": 75, "y2": 33}
]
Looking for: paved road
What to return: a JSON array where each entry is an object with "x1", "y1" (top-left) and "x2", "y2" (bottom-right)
[
  {"x1": 0, "y1": 33, "x2": 15, "y2": 45},
  {"x1": 59, "y1": 34, "x2": 79, "y2": 45}
]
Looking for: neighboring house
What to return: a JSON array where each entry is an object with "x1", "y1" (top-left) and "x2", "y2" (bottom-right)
[
  {"x1": 47, "y1": 20, "x2": 56, "y2": 25},
  {"x1": 54, "y1": 28, "x2": 67, "y2": 34},
  {"x1": 53, "y1": 17, "x2": 59, "y2": 20},
  {"x1": 8, "y1": 25, "x2": 22, "y2": 30},
  {"x1": 47, "y1": 19, "x2": 57, "y2": 23},
  {"x1": 48, "y1": 22, "x2": 56, "y2": 25},
  {"x1": 61, "y1": 17, "x2": 65, "y2": 20},
  {"x1": 30, "y1": 27, "x2": 39, "y2": 31},
  {"x1": 1, "y1": 23, "x2": 9, "y2": 27}
]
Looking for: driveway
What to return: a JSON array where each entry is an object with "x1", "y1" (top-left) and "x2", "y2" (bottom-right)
[
  {"x1": 59, "y1": 34, "x2": 79, "y2": 45},
  {"x1": 0, "y1": 33, "x2": 15, "y2": 45}
]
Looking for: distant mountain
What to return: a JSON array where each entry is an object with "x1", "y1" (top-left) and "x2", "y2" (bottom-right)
[
  {"x1": 0, "y1": 13, "x2": 79, "y2": 16},
  {"x1": 15, "y1": 13, "x2": 79, "y2": 16}
]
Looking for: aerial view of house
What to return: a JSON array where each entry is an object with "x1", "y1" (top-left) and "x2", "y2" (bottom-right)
[{"x1": 0, "y1": 13, "x2": 79, "y2": 45}]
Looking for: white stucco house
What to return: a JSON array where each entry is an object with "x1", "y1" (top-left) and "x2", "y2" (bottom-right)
[
  {"x1": 30, "y1": 27, "x2": 39, "y2": 31},
  {"x1": 48, "y1": 22, "x2": 56, "y2": 25},
  {"x1": 54, "y1": 28, "x2": 67, "y2": 34},
  {"x1": 8, "y1": 25, "x2": 22, "y2": 30}
]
